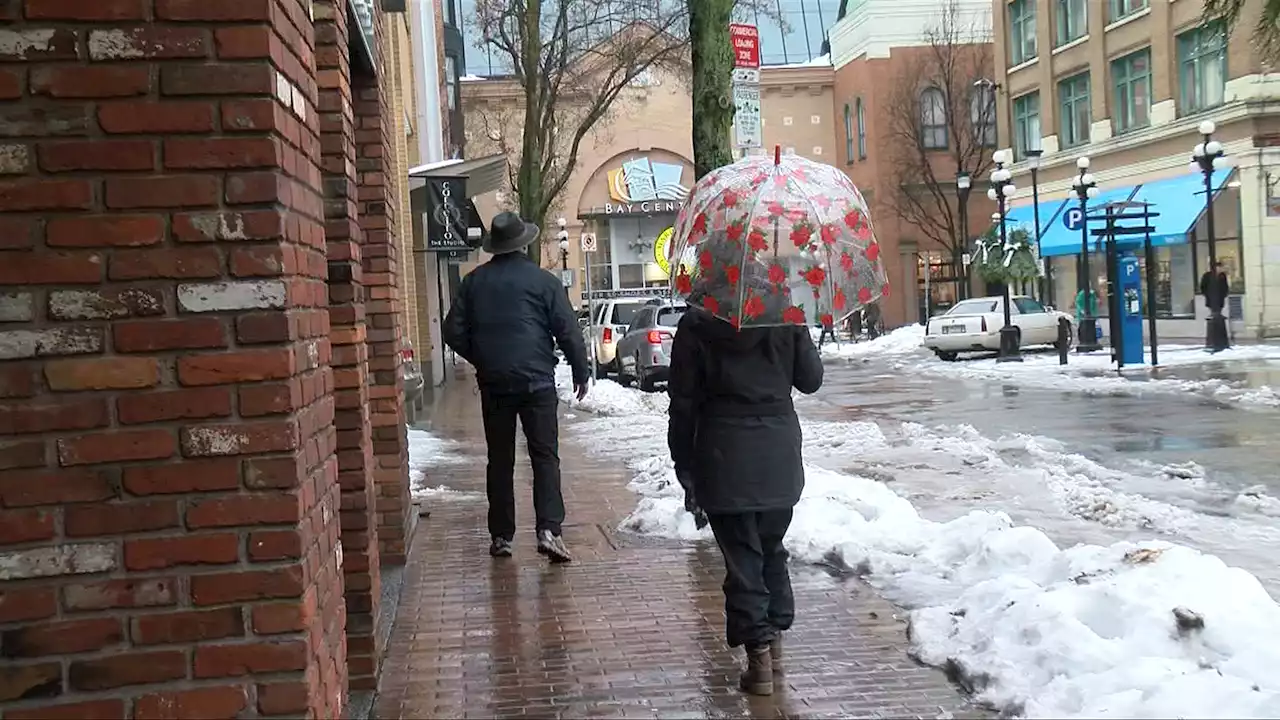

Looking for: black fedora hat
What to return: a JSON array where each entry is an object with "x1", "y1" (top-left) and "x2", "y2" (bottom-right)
[{"x1": 483, "y1": 212, "x2": 540, "y2": 255}]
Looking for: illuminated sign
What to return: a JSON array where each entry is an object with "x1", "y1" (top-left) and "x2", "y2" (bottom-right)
[{"x1": 604, "y1": 156, "x2": 689, "y2": 215}]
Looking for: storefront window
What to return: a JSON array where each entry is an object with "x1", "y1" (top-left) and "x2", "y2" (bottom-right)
[
  {"x1": 587, "y1": 223, "x2": 614, "y2": 292},
  {"x1": 1051, "y1": 243, "x2": 1199, "y2": 319},
  {"x1": 1194, "y1": 237, "x2": 1244, "y2": 294}
]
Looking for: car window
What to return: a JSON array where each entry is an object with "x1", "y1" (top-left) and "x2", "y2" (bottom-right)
[
  {"x1": 610, "y1": 302, "x2": 644, "y2": 325},
  {"x1": 949, "y1": 299, "x2": 999, "y2": 315},
  {"x1": 656, "y1": 307, "x2": 686, "y2": 327},
  {"x1": 1013, "y1": 298, "x2": 1044, "y2": 314},
  {"x1": 627, "y1": 308, "x2": 654, "y2": 333}
]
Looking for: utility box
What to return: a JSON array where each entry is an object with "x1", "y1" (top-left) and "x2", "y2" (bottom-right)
[{"x1": 1116, "y1": 254, "x2": 1145, "y2": 366}]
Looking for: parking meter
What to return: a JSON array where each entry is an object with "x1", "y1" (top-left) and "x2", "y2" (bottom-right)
[{"x1": 1116, "y1": 254, "x2": 1145, "y2": 366}]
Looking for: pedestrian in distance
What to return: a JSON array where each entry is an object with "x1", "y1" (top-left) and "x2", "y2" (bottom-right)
[
  {"x1": 667, "y1": 272, "x2": 825, "y2": 697},
  {"x1": 442, "y1": 212, "x2": 590, "y2": 564},
  {"x1": 816, "y1": 313, "x2": 836, "y2": 351}
]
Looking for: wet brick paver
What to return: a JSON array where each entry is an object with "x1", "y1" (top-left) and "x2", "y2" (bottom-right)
[{"x1": 374, "y1": 379, "x2": 987, "y2": 719}]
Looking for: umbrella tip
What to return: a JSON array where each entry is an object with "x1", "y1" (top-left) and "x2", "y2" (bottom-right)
[{"x1": 774, "y1": 145, "x2": 780, "y2": 166}]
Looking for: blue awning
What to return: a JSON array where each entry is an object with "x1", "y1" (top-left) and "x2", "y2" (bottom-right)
[
  {"x1": 1001, "y1": 198, "x2": 1070, "y2": 252},
  {"x1": 1020, "y1": 169, "x2": 1233, "y2": 257}
]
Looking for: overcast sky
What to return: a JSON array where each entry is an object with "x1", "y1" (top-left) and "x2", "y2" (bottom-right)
[{"x1": 457, "y1": 0, "x2": 838, "y2": 77}]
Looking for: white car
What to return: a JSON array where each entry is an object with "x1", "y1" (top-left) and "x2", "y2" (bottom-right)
[{"x1": 923, "y1": 295, "x2": 1074, "y2": 361}]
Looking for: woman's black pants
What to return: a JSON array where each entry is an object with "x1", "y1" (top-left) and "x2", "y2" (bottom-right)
[{"x1": 707, "y1": 509, "x2": 795, "y2": 650}]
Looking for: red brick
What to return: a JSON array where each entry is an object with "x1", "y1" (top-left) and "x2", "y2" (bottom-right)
[
  {"x1": 0, "y1": 216, "x2": 37, "y2": 249},
  {"x1": 225, "y1": 171, "x2": 287, "y2": 204},
  {"x1": 0, "y1": 68, "x2": 22, "y2": 100},
  {"x1": 0, "y1": 469, "x2": 116, "y2": 507},
  {"x1": 0, "y1": 398, "x2": 109, "y2": 435},
  {"x1": 44, "y1": 357, "x2": 160, "y2": 391},
  {"x1": 221, "y1": 99, "x2": 281, "y2": 132},
  {"x1": 190, "y1": 567, "x2": 303, "y2": 606},
  {"x1": 5, "y1": 699, "x2": 125, "y2": 719},
  {"x1": 31, "y1": 65, "x2": 150, "y2": 98},
  {"x1": 0, "y1": 251, "x2": 102, "y2": 285},
  {"x1": 46, "y1": 214, "x2": 165, "y2": 248},
  {"x1": 26, "y1": 0, "x2": 147, "y2": 19},
  {"x1": 0, "y1": 179, "x2": 93, "y2": 211},
  {"x1": 177, "y1": 349, "x2": 294, "y2": 386},
  {"x1": 57, "y1": 429, "x2": 176, "y2": 466},
  {"x1": 248, "y1": 530, "x2": 302, "y2": 562},
  {"x1": 0, "y1": 28, "x2": 77, "y2": 62},
  {"x1": 0, "y1": 587, "x2": 56, "y2": 623},
  {"x1": 173, "y1": 208, "x2": 283, "y2": 243},
  {"x1": 105, "y1": 175, "x2": 218, "y2": 209},
  {"x1": 62, "y1": 578, "x2": 175, "y2": 612},
  {"x1": 98, "y1": 100, "x2": 215, "y2": 134},
  {"x1": 180, "y1": 421, "x2": 298, "y2": 457},
  {"x1": 117, "y1": 387, "x2": 233, "y2": 425},
  {"x1": 65, "y1": 500, "x2": 179, "y2": 537},
  {"x1": 156, "y1": 0, "x2": 270, "y2": 20},
  {"x1": 124, "y1": 533, "x2": 240, "y2": 571},
  {"x1": 249, "y1": 603, "x2": 304, "y2": 634},
  {"x1": 256, "y1": 681, "x2": 308, "y2": 715},
  {"x1": 243, "y1": 456, "x2": 303, "y2": 490},
  {"x1": 230, "y1": 243, "x2": 290, "y2": 277},
  {"x1": 164, "y1": 137, "x2": 280, "y2": 170},
  {"x1": 0, "y1": 508, "x2": 54, "y2": 544},
  {"x1": 160, "y1": 63, "x2": 274, "y2": 96},
  {"x1": 235, "y1": 312, "x2": 295, "y2": 344},
  {"x1": 0, "y1": 618, "x2": 123, "y2": 657},
  {"x1": 0, "y1": 364, "x2": 37, "y2": 398},
  {"x1": 68, "y1": 651, "x2": 186, "y2": 691},
  {"x1": 0, "y1": 661, "x2": 62, "y2": 702},
  {"x1": 132, "y1": 607, "x2": 243, "y2": 646},
  {"x1": 239, "y1": 381, "x2": 300, "y2": 417},
  {"x1": 0, "y1": 440, "x2": 45, "y2": 471},
  {"x1": 134, "y1": 686, "x2": 248, "y2": 720},
  {"x1": 193, "y1": 640, "x2": 306, "y2": 678},
  {"x1": 187, "y1": 493, "x2": 299, "y2": 529},
  {"x1": 113, "y1": 317, "x2": 228, "y2": 353},
  {"x1": 122, "y1": 458, "x2": 240, "y2": 495},
  {"x1": 38, "y1": 140, "x2": 154, "y2": 172},
  {"x1": 87, "y1": 26, "x2": 210, "y2": 61},
  {"x1": 215, "y1": 25, "x2": 272, "y2": 59},
  {"x1": 108, "y1": 246, "x2": 222, "y2": 280}
]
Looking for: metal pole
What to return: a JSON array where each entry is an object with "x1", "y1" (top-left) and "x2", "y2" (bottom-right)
[
  {"x1": 1076, "y1": 189, "x2": 1101, "y2": 353},
  {"x1": 1031, "y1": 167, "x2": 1044, "y2": 303},
  {"x1": 1201, "y1": 138, "x2": 1229, "y2": 352},
  {"x1": 1143, "y1": 219, "x2": 1159, "y2": 367},
  {"x1": 435, "y1": 253, "x2": 447, "y2": 374},
  {"x1": 1104, "y1": 206, "x2": 1121, "y2": 368},
  {"x1": 584, "y1": 245, "x2": 597, "y2": 375},
  {"x1": 957, "y1": 188, "x2": 969, "y2": 301}
]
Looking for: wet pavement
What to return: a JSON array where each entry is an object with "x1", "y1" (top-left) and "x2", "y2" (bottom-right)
[{"x1": 375, "y1": 378, "x2": 987, "y2": 719}]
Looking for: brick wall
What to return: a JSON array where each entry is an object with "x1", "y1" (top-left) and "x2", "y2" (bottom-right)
[
  {"x1": 314, "y1": 0, "x2": 384, "y2": 692},
  {"x1": 0, "y1": 0, "x2": 350, "y2": 716},
  {"x1": 356, "y1": 8, "x2": 412, "y2": 567}
]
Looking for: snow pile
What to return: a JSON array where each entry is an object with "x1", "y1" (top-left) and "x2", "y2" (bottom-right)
[
  {"x1": 821, "y1": 324, "x2": 927, "y2": 360},
  {"x1": 407, "y1": 427, "x2": 470, "y2": 500}
]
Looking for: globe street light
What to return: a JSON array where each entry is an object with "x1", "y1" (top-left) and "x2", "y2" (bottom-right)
[
  {"x1": 956, "y1": 172, "x2": 972, "y2": 301},
  {"x1": 556, "y1": 217, "x2": 570, "y2": 300},
  {"x1": 1071, "y1": 156, "x2": 1102, "y2": 352},
  {"x1": 987, "y1": 149, "x2": 1022, "y2": 363},
  {"x1": 1191, "y1": 120, "x2": 1232, "y2": 352}
]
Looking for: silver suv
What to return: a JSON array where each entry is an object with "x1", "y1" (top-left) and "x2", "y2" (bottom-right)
[
  {"x1": 615, "y1": 301, "x2": 686, "y2": 392},
  {"x1": 584, "y1": 296, "x2": 661, "y2": 378}
]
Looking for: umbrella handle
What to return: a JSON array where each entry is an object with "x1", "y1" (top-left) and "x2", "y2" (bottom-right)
[{"x1": 774, "y1": 145, "x2": 780, "y2": 166}]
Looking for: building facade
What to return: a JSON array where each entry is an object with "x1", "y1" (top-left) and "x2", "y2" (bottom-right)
[
  {"x1": 828, "y1": 0, "x2": 1001, "y2": 327},
  {"x1": 992, "y1": 0, "x2": 1280, "y2": 338}
]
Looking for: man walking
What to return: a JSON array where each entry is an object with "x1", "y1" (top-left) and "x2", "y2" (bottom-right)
[{"x1": 443, "y1": 212, "x2": 590, "y2": 563}]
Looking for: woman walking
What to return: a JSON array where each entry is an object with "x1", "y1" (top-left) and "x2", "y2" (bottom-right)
[{"x1": 667, "y1": 277, "x2": 824, "y2": 695}]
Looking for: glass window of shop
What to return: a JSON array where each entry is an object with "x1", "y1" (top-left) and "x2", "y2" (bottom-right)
[
  {"x1": 586, "y1": 222, "x2": 614, "y2": 293},
  {"x1": 608, "y1": 215, "x2": 677, "y2": 290}
]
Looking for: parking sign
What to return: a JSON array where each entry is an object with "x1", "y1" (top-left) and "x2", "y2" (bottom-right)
[
  {"x1": 581, "y1": 232, "x2": 597, "y2": 252},
  {"x1": 1063, "y1": 206, "x2": 1084, "y2": 231}
]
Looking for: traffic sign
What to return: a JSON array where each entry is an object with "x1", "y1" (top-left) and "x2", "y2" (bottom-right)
[
  {"x1": 730, "y1": 24, "x2": 760, "y2": 68},
  {"x1": 580, "y1": 232, "x2": 597, "y2": 252},
  {"x1": 560, "y1": 269, "x2": 574, "y2": 287},
  {"x1": 733, "y1": 83, "x2": 762, "y2": 149},
  {"x1": 732, "y1": 67, "x2": 760, "y2": 84},
  {"x1": 1063, "y1": 206, "x2": 1084, "y2": 231}
]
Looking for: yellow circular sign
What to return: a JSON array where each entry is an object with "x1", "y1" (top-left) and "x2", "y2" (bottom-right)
[{"x1": 654, "y1": 226, "x2": 674, "y2": 276}]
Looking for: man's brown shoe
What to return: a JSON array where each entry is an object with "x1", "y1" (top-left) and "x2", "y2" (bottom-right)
[
  {"x1": 739, "y1": 645, "x2": 774, "y2": 696},
  {"x1": 770, "y1": 634, "x2": 783, "y2": 675}
]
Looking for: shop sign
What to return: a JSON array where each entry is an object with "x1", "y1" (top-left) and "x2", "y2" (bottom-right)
[
  {"x1": 424, "y1": 177, "x2": 469, "y2": 251},
  {"x1": 603, "y1": 156, "x2": 690, "y2": 215},
  {"x1": 581, "y1": 287, "x2": 672, "y2": 300},
  {"x1": 652, "y1": 226, "x2": 698, "y2": 278}
]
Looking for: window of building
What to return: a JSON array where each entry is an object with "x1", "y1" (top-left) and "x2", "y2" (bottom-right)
[
  {"x1": 970, "y1": 83, "x2": 996, "y2": 146},
  {"x1": 1109, "y1": 0, "x2": 1148, "y2": 22},
  {"x1": 1055, "y1": 0, "x2": 1087, "y2": 47},
  {"x1": 1178, "y1": 23, "x2": 1227, "y2": 115},
  {"x1": 1009, "y1": 0, "x2": 1038, "y2": 65},
  {"x1": 1112, "y1": 48, "x2": 1151, "y2": 133},
  {"x1": 444, "y1": 55, "x2": 459, "y2": 111},
  {"x1": 1058, "y1": 72, "x2": 1091, "y2": 148},
  {"x1": 856, "y1": 98, "x2": 867, "y2": 159},
  {"x1": 919, "y1": 87, "x2": 948, "y2": 149},
  {"x1": 1012, "y1": 91, "x2": 1041, "y2": 160},
  {"x1": 843, "y1": 103, "x2": 854, "y2": 164}
]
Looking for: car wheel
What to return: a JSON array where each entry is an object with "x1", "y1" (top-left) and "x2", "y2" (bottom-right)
[
  {"x1": 637, "y1": 356, "x2": 657, "y2": 392},
  {"x1": 594, "y1": 362, "x2": 608, "y2": 379},
  {"x1": 935, "y1": 350, "x2": 958, "y2": 362}
]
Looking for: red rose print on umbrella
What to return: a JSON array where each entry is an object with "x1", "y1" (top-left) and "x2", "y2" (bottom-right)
[{"x1": 782, "y1": 306, "x2": 807, "y2": 325}]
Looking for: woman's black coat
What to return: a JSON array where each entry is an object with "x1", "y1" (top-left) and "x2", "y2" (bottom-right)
[{"x1": 666, "y1": 309, "x2": 824, "y2": 514}]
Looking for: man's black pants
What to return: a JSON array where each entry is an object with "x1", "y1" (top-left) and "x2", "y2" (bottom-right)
[
  {"x1": 479, "y1": 388, "x2": 565, "y2": 541},
  {"x1": 707, "y1": 509, "x2": 795, "y2": 650}
]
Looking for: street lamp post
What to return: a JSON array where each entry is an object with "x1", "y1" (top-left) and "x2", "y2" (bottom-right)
[
  {"x1": 1191, "y1": 120, "x2": 1231, "y2": 352},
  {"x1": 987, "y1": 149, "x2": 1022, "y2": 363},
  {"x1": 556, "y1": 217, "x2": 571, "y2": 301},
  {"x1": 1071, "y1": 156, "x2": 1102, "y2": 352},
  {"x1": 1026, "y1": 148, "x2": 1045, "y2": 303},
  {"x1": 956, "y1": 172, "x2": 971, "y2": 301}
]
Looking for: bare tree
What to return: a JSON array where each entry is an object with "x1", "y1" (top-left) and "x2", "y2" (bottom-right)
[{"x1": 882, "y1": 0, "x2": 996, "y2": 291}]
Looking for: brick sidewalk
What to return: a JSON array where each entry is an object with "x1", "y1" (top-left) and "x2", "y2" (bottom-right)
[{"x1": 373, "y1": 381, "x2": 986, "y2": 719}]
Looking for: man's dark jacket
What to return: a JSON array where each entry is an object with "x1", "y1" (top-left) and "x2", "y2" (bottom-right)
[
  {"x1": 442, "y1": 253, "x2": 590, "y2": 393},
  {"x1": 667, "y1": 309, "x2": 824, "y2": 514},
  {"x1": 1200, "y1": 270, "x2": 1230, "y2": 311}
]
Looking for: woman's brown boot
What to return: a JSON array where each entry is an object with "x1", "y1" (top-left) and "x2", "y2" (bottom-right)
[{"x1": 739, "y1": 645, "x2": 774, "y2": 696}]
